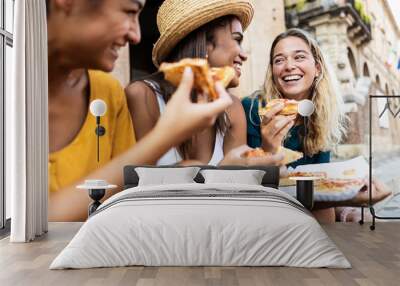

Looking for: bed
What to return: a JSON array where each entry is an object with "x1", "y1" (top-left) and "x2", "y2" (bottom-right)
[{"x1": 50, "y1": 165, "x2": 350, "y2": 269}]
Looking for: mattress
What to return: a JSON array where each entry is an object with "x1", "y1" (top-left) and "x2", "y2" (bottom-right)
[{"x1": 50, "y1": 183, "x2": 350, "y2": 269}]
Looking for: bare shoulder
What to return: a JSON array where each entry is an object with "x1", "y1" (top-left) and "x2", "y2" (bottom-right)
[
  {"x1": 226, "y1": 94, "x2": 245, "y2": 119},
  {"x1": 223, "y1": 94, "x2": 247, "y2": 151},
  {"x1": 125, "y1": 81, "x2": 155, "y2": 103},
  {"x1": 125, "y1": 81, "x2": 161, "y2": 140},
  {"x1": 125, "y1": 81, "x2": 160, "y2": 118},
  {"x1": 230, "y1": 95, "x2": 242, "y2": 107}
]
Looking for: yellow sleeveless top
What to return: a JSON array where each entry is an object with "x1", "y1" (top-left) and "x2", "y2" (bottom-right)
[{"x1": 49, "y1": 70, "x2": 136, "y2": 193}]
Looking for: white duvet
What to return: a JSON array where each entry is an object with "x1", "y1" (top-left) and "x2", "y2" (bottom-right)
[{"x1": 50, "y1": 183, "x2": 350, "y2": 269}]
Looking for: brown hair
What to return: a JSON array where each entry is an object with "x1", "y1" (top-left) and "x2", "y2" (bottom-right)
[{"x1": 143, "y1": 16, "x2": 235, "y2": 159}]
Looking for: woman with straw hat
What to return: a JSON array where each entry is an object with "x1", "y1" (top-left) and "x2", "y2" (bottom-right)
[{"x1": 126, "y1": 0, "x2": 284, "y2": 166}]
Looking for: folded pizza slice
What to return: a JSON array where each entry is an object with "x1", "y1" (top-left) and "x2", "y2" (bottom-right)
[
  {"x1": 210, "y1": 66, "x2": 235, "y2": 88},
  {"x1": 160, "y1": 58, "x2": 233, "y2": 101},
  {"x1": 278, "y1": 146, "x2": 303, "y2": 165},
  {"x1": 259, "y1": 98, "x2": 299, "y2": 116},
  {"x1": 242, "y1": 146, "x2": 303, "y2": 166},
  {"x1": 289, "y1": 171, "x2": 327, "y2": 178},
  {"x1": 315, "y1": 178, "x2": 364, "y2": 193},
  {"x1": 242, "y1": 147, "x2": 268, "y2": 158}
]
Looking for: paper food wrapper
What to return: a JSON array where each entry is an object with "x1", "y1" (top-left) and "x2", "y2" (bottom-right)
[{"x1": 279, "y1": 156, "x2": 368, "y2": 202}]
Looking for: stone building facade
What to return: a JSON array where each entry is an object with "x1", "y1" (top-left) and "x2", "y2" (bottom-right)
[
  {"x1": 111, "y1": 0, "x2": 400, "y2": 157},
  {"x1": 230, "y1": 0, "x2": 286, "y2": 97},
  {"x1": 285, "y1": 0, "x2": 400, "y2": 156}
]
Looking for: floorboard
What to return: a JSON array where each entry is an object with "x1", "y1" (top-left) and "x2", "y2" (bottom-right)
[{"x1": 0, "y1": 222, "x2": 399, "y2": 286}]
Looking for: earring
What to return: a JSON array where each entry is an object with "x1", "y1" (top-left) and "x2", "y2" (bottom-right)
[{"x1": 205, "y1": 53, "x2": 209, "y2": 60}]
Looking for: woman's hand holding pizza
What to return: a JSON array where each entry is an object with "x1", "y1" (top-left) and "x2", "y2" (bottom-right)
[
  {"x1": 260, "y1": 102, "x2": 296, "y2": 153},
  {"x1": 219, "y1": 145, "x2": 285, "y2": 166},
  {"x1": 343, "y1": 179, "x2": 391, "y2": 206},
  {"x1": 155, "y1": 67, "x2": 233, "y2": 145}
]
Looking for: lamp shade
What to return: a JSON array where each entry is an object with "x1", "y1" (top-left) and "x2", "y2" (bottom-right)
[
  {"x1": 298, "y1": 99, "x2": 315, "y2": 117},
  {"x1": 89, "y1": 99, "x2": 107, "y2": 117}
]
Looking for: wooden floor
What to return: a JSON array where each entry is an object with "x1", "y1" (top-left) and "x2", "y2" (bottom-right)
[{"x1": 0, "y1": 222, "x2": 399, "y2": 286}]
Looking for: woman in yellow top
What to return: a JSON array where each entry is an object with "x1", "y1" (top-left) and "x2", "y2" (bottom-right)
[
  {"x1": 47, "y1": 0, "x2": 235, "y2": 222},
  {"x1": 48, "y1": 70, "x2": 135, "y2": 193}
]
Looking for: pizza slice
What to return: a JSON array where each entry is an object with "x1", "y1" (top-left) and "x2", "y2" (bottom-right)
[
  {"x1": 315, "y1": 178, "x2": 364, "y2": 193},
  {"x1": 159, "y1": 58, "x2": 235, "y2": 101},
  {"x1": 210, "y1": 66, "x2": 235, "y2": 88},
  {"x1": 278, "y1": 146, "x2": 303, "y2": 165},
  {"x1": 288, "y1": 171, "x2": 327, "y2": 178},
  {"x1": 242, "y1": 146, "x2": 303, "y2": 166},
  {"x1": 259, "y1": 98, "x2": 299, "y2": 116},
  {"x1": 242, "y1": 147, "x2": 268, "y2": 158},
  {"x1": 279, "y1": 177, "x2": 296, "y2": 187}
]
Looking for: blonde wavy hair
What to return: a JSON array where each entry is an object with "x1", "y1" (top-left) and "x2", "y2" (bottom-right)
[{"x1": 261, "y1": 28, "x2": 346, "y2": 156}]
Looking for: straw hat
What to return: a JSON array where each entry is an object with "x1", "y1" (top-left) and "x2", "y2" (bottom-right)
[{"x1": 152, "y1": 0, "x2": 254, "y2": 67}]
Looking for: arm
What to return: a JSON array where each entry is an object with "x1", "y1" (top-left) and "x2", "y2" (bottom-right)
[
  {"x1": 241, "y1": 96, "x2": 295, "y2": 153},
  {"x1": 223, "y1": 95, "x2": 247, "y2": 153},
  {"x1": 219, "y1": 96, "x2": 286, "y2": 167},
  {"x1": 260, "y1": 103, "x2": 296, "y2": 153},
  {"x1": 111, "y1": 85, "x2": 136, "y2": 157},
  {"x1": 49, "y1": 68, "x2": 233, "y2": 221},
  {"x1": 125, "y1": 81, "x2": 160, "y2": 141},
  {"x1": 49, "y1": 121, "x2": 191, "y2": 222},
  {"x1": 314, "y1": 179, "x2": 391, "y2": 209}
]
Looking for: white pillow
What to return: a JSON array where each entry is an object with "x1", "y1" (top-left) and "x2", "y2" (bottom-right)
[
  {"x1": 200, "y1": 169, "x2": 266, "y2": 185},
  {"x1": 135, "y1": 167, "x2": 200, "y2": 186}
]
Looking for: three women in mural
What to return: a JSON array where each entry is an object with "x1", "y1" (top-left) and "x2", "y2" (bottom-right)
[{"x1": 46, "y1": 0, "x2": 390, "y2": 222}]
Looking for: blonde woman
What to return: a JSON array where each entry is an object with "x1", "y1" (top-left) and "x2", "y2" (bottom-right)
[
  {"x1": 243, "y1": 28, "x2": 346, "y2": 167},
  {"x1": 242, "y1": 28, "x2": 390, "y2": 222}
]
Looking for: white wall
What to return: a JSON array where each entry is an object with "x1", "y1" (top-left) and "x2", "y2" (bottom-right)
[
  {"x1": 230, "y1": 0, "x2": 286, "y2": 98},
  {"x1": 5, "y1": 44, "x2": 12, "y2": 219}
]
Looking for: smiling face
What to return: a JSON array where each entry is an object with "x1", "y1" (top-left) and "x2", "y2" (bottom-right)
[
  {"x1": 48, "y1": 0, "x2": 144, "y2": 71},
  {"x1": 271, "y1": 36, "x2": 320, "y2": 100},
  {"x1": 206, "y1": 18, "x2": 247, "y2": 88}
]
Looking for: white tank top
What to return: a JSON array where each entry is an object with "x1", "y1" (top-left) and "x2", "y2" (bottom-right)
[{"x1": 144, "y1": 80, "x2": 225, "y2": 166}]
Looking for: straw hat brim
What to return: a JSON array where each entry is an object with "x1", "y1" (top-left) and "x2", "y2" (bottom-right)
[{"x1": 152, "y1": 0, "x2": 254, "y2": 67}]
